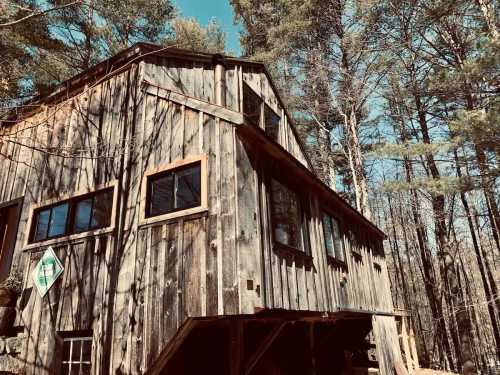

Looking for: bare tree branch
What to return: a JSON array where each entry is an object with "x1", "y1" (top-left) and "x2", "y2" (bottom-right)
[{"x1": 0, "y1": 1, "x2": 84, "y2": 28}]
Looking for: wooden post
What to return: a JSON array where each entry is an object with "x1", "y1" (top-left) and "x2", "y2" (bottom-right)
[
  {"x1": 229, "y1": 321, "x2": 244, "y2": 375},
  {"x1": 244, "y1": 322, "x2": 287, "y2": 375},
  {"x1": 401, "y1": 317, "x2": 413, "y2": 373},
  {"x1": 214, "y1": 56, "x2": 226, "y2": 107},
  {"x1": 309, "y1": 323, "x2": 317, "y2": 375},
  {"x1": 409, "y1": 325, "x2": 420, "y2": 370}
]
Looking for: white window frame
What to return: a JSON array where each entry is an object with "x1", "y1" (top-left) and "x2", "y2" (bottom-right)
[{"x1": 61, "y1": 336, "x2": 92, "y2": 374}]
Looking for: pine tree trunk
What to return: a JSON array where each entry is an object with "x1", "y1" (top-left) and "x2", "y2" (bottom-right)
[
  {"x1": 404, "y1": 160, "x2": 455, "y2": 369},
  {"x1": 443, "y1": 244, "x2": 476, "y2": 374},
  {"x1": 387, "y1": 195, "x2": 410, "y2": 309},
  {"x1": 455, "y1": 150, "x2": 500, "y2": 358},
  {"x1": 462, "y1": 85, "x2": 500, "y2": 255},
  {"x1": 344, "y1": 108, "x2": 370, "y2": 219},
  {"x1": 414, "y1": 91, "x2": 460, "y2": 370},
  {"x1": 398, "y1": 193, "x2": 431, "y2": 365}
]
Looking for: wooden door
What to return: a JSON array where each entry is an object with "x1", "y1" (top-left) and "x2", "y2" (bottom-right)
[{"x1": 0, "y1": 199, "x2": 22, "y2": 282}]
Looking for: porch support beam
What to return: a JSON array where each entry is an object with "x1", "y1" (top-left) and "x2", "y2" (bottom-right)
[{"x1": 243, "y1": 322, "x2": 288, "y2": 375}]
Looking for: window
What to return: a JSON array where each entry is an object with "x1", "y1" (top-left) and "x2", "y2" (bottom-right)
[
  {"x1": 270, "y1": 178, "x2": 310, "y2": 253},
  {"x1": 30, "y1": 187, "x2": 114, "y2": 243},
  {"x1": 244, "y1": 83, "x2": 283, "y2": 142},
  {"x1": 146, "y1": 161, "x2": 201, "y2": 218},
  {"x1": 322, "y1": 213, "x2": 345, "y2": 262},
  {"x1": 61, "y1": 335, "x2": 92, "y2": 375},
  {"x1": 74, "y1": 189, "x2": 113, "y2": 233},
  {"x1": 33, "y1": 203, "x2": 69, "y2": 241},
  {"x1": 347, "y1": 230, "x2": 362, "y2": 258},
  {"x1": 243, "y1": 83, "x2": 262, "y2": 126},
  {"x1": 264, "y1": 104, "x2": 280, "y2": 142}
]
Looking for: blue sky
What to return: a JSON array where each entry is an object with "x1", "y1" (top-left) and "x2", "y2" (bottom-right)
[{"x1": 174, "y1": 0, "x2": 243, "y2": 56}]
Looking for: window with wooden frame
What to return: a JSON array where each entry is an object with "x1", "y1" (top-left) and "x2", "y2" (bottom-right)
[
  {"x1": 243, "y1": 82, "x2": 262, "y2": 127},
  {"x1": 29, "y1": 187, "x2": 114, "y2": 244},
  {"x1": 269, "y1": 177, "x2": 310, "y2": 254},
  {"x1": 61, "y1": 334, "x2": 92, "y2": 375},
  {"x1": 347, "y1": 230, "x2": 362, "y2": 260},
  {"x1": 322, "y1": 212, "x2": 346, "y2": 264},
  {"x1": 264, "y1": 103, "x2": 280, "y2": 142},
  {"x1": 243, "y1": 83, "x2": 282, "y2": 143},
  {"x1": 141, "y1": 155, "x2": 208, "y2": 224}
]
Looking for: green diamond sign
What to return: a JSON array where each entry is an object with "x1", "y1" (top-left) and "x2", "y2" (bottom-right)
[{"x1": 32, "y1": 247, "x2": 64, "y2": 297}]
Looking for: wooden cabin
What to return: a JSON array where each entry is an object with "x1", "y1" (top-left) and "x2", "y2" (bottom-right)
[{"x1": 0, "y1": 43, "x2": 407, "y2": 375}]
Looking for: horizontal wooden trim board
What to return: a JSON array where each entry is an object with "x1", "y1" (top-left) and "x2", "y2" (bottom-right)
[{"x1": 142, "y1": 81, "x2": 244, "y2": 125}]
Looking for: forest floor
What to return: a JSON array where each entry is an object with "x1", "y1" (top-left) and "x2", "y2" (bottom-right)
[{"x1": 415, "y1": 369, "x2": 459, "y2": 375}]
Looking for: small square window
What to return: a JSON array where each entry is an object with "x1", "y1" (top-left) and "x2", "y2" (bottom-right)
[
  {"x1": 61, "y1": 336, "x2": 92, "y2": 375},
  {"x1": 146, "y1": 162, "x2": 202, "y2": 218}
]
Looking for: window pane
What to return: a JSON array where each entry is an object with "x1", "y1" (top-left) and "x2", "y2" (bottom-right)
[
  {"x1": 71, "y1": 340, "x2": 81, "y2": 362},
  {"x1": 176, "y1": 164, "x2": 201, "y2": 210},
  {"x1": 81, "y1": 340, "x2": 92, "y2": 362},
  {"x1": 271, "y1": 179, "x2": 303, "y2": 250},
  {"x1": 34, "y1": 209, "x2": 50, "y2": 241},
  {"x1": 243, "y1": 84, "x2": 262, "y2": 126},
  {"x1": 61, "y1": 363, "x2": 70, "y2": 375},
  {"x1": 91, "y1": 189, "x2": 113, "y2": 229},
  {"x1": 264, "y1": 105, "x2": 280, "y2": 142},
  {"x1": 332, "y1": 218, "x2": 344, "y2": 262},
  {"x1": 149, "y1": 174, "x2": 174, "y2": 217},
  {"x1": 63, "y1": 340, "x2": 71, "y2": 362},
  {"x1": 62, "y1": 337, "x2": 92, "y2": 375},
  {"x1": 322, "y1": 214, "x2": 335, "y2": 257},
  {"x1": 81, "y1": 364, "x2": 91, "y2": 375},
  {"x1": 48, "y1": 203, "x2": 68, "y2": 238},
  {"x1": 74, "y1": 198, "x2": 93, "y2": 233}
]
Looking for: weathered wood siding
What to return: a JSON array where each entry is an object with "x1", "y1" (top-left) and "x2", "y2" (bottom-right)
[
  {"x1": 235, "y1": 142, "x2": 394, "y2": 315},
  {"x1": 141, "y1": 56, "x2": 310, "y2": 170},
  {"x1": 0, "y1": 62, "x2": 142, "y2": 375},
  {"x1": 142, "y1": 56, "x2": 216, "y2": 104}
]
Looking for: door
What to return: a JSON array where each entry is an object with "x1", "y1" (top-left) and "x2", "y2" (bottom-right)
[{"x1": 0, "y1": 199, "x2": 22, "y2": 282}]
